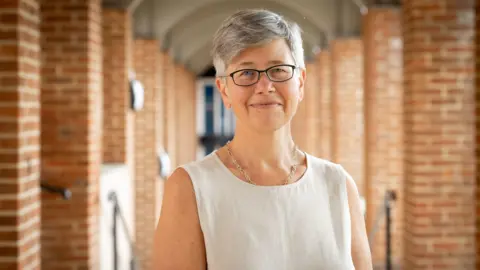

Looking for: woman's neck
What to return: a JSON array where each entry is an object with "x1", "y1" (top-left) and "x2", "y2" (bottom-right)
[{"x1": 226, "y1": 123, "x2": 298, "y2": 171}]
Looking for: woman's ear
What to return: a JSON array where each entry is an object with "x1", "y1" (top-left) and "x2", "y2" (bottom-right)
[
  {"x1": 297, "y1": 68, "x2": 307, "y2": 101},
  {"x1": 216, "y1": 77, "x2": 231, "y2": 108}
]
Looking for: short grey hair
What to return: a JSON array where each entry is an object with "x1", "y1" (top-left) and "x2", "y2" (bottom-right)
[{"x1": 211, "y1": 9, "x2": 305, "y2": 76}]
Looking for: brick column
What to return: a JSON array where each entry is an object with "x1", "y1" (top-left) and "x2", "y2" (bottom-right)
[
  {"x1": 155, "y1": 52, "x2": 165, "y2": 223},
  {"x1": 363, "y1": 7, "x2": 403, "y2": 267},
  {"x1": 175, "y1": 65, "x2": 186, "y2": 166},
  {"x1": 163, "y1": 54, "x2": 177, "y2": 169},
  {"x1": 40, "y1": 0, "x2": 102, "y2": 268},
  {"x1": 175, "y1": 66, "x2": 197, "y2": 166},
  {"x1": 0, "y1": 1, "x2": 41, "y2": 269},
  {"x1": 186, "y1": 71, "x2": 197, "y2": 161},
  {"x1": 292, "y1": 93, "x2": 306, "y2": 149},
  {"x1": 133, "y1": 39, "x2": 159, "y2": 270},
  {"x1": 156, "y1": 52, "x2": 165, "y2": 159},
  {"x1": 292, "y1": 62, "x2": 315, "y2": 151},
  {"x1": 477, "y1": 1, "x2": 480, "y2": 268},
  {"x1": 403, "y1": 0, "x2": 476, "y2": 268},
  {"x1": 317, "y1": 51, "x2": 333, "y2": 161},
  {"x1": 305, "y1": 62, "x2": 319, "y2": 156},
  {"x1": 331, "y1": 39, "x2": 365, "y2": 196},
  {"x1": 102, "y1": 9, "x2": 133, "y2": 164}
]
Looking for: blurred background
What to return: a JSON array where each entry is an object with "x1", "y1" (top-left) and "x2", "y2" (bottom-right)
[{"x1": 0, "y1": 0, "x2": 477, "y2": 269}]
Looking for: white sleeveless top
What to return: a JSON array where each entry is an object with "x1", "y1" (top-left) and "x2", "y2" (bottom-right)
[{"x1": 181, "y1": 151, "x2": 355, "y2": 270}]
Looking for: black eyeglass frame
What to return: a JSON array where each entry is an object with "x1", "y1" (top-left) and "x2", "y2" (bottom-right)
[{"x1": 218, "y1": 64, "x2": 298, "y2": 87}]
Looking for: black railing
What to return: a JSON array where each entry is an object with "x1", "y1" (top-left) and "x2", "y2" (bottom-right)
[
  {"x1": 108, "y1": 191, "x2": 137, "y2": 270},
  {"x1": 40, "y1": 182, "x2": 72, "y2": 200},
  {"x1": 368, "y1": 190, "x2": 397, "y2": 270}
]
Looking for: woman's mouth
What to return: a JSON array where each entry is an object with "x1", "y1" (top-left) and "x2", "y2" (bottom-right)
[{"x1": 250, "y1": 103, "x2": 281, "y2": 109}]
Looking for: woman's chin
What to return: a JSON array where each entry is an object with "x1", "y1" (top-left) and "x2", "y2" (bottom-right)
[{"x1": 249, "y1": 118, "x2": 288, "y2": 132}]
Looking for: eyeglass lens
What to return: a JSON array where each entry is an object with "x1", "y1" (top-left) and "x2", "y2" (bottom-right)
[{"x1": 232, "y1": 65, "x2": 294, "y2": 86}]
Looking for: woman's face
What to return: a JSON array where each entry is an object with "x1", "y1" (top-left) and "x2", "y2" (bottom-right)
[{"x1": 216, "y1": 38, "x2": 306, "y2": 133}]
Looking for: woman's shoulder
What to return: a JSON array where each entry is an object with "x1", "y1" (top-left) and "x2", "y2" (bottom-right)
[
  {"x1": 173, "y1": 151, "x2": 228, "y2": 191},
  {"x1": 163, "y1": 153, "x2": 219, "y2": 204},
  {"x1": 306, "y1": 154, "x2": 344, "y2": 177},
  {"x1": 306, "y1": 154, "x2": 352, "y2": 195},
  {"x1": 179, "y1": 152, "x2": 219, "y2": 174}
]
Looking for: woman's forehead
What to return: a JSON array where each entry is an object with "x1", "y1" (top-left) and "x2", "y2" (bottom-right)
[{"x1": 229, "y1": 40, "x2": 294, "y2": 70}]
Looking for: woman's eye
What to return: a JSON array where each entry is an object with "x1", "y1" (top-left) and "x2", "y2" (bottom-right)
[
  {"x1": 271, "y1": 68, "x2": 286, "y2": 73},
  {"x1": 240, "y1": 70, "x2": 255, "y2": 77}
]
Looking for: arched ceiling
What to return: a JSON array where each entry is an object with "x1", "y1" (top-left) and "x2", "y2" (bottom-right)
[
  {"x1": 125, "y1": 0, "x2": 363, "y2": 75},
  {"x1": 164, "y1": 1, "x2": 326, "y2": 48},
  {"x1": 167, "y1": 4, "x2": 323, "y2": 72}
]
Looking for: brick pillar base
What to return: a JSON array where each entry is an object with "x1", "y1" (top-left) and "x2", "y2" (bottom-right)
[
  {"x1": 40, "y1": 0, "x2": 102, "y2": 268},
  {"x1": 363, "y1": 7, "x2": 404, "y2": 267},
  {"x1": 133, "y1": 39, "x2": 160, "y2": 270},
  {"x1": 331, "y1": 39, "x2": 365, "y2": 196},
  {"x1": 403, "y1": 0, "x2": 476, "y2": 268},
  {"x1": 0, "y1": 1, "x2": 41, "y2": 268}
]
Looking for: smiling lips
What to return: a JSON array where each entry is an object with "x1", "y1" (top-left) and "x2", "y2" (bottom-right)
[{"x1": 250, "y1": 102, "x2": 282, "y2": 109}]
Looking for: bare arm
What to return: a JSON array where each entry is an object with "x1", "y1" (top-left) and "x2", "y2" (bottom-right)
[
  {"x1": 152, "y1": 168, "x2": 207, "y2": 270},
  {"x1": 345, "y1": 174, "x2": 373, "y2": 270}
]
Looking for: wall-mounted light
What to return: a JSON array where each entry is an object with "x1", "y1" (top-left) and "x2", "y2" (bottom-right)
[
  {"x1": 129, "y1": 79, "x2": 144, "y2": 111},
  {"x1": 157, "y1": 147, "x2": 171, "y2": 179}
]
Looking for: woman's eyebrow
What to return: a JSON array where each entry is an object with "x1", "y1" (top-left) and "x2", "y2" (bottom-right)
[
  {"x1": 236, "y1": 60, "x2": 286, "y2": 68},
  {"x1": 237, "y1": 61, "x2": 255, "y2": 67},
  {"x1": 267, "y1": 60, "x2": 285, "y2": 65}
]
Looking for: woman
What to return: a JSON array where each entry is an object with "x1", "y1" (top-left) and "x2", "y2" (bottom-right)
[{"x1": 153, "y1": 9, "x2": 372, "y2": 270}]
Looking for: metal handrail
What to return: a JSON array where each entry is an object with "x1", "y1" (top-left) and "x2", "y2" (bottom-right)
[
  {"x1": 108, "y1": 191, "x2": 137, "y2": 270},
  {"x1": 40, "y1": 182, "x2": 71, "y2": 200},
  {"x1": 368, "y1": 190, "x2": 396, "y2": 270}
]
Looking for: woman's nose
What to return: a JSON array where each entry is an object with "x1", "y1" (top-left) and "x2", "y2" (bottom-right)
[{"x1": 254, "y1": 73, "x2": 275, "y2": 93}]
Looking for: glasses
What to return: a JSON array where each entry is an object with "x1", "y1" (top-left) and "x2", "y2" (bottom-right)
[{"x1": 220, "y1": 64, "x2": 297, "y2": 86}]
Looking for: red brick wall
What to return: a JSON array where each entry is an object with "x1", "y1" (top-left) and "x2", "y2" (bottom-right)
[
  {"x1": 317, "y1": 51, "x2": 333, "y2": 161},
  {"x1": 363, "y1": 8, "x2": 404, "y2": 267},
  {"x1": 133, "y1": 39, "x2": 159, "y2": 270},
  {"x1": 40, "y1": 0, "x2": 102, "y2": 268},
  {"x1": 403, "y1": 0, "x2": 476, "y2": 268},
  {"x1": 0, "y1": 1, "x2": 41, "y2": 268},
  {"x1": 331, "y1": 39, "x2": 365, "y2": 196},
  {"x1": 103, "y1": 9, "x2": 132, "y2": 164}
]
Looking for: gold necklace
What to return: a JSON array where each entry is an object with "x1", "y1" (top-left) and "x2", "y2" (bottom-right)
[{"x1": 225, "y1": 141, "x2": 298, "y2": 185}]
